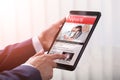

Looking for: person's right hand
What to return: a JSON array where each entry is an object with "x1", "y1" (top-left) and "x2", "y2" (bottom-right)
[{"x1": 25, "y1": 50, "x2": 66, "y2": 80}]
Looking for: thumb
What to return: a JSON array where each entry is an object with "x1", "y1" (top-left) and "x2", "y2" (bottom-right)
[
  {"x1": 58, "y1": 17, "x2": 66, "y2": 25},
  {"x1": 54, "y1": 18, "x2": 66, "y2": 28}
]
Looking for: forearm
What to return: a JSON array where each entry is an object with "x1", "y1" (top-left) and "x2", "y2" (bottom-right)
[
  {"x1": 0, "y1": 65, "x2": 42, "y2": 80},
  {"x1": 0, "y1": 39, "x2": 36, "y2": 71}
]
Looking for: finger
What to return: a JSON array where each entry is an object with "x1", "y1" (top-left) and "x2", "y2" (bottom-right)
[
  {"x1": 58, "y1": 17, "x2": 66, "y2": 25},
  {"x1": 50, "y1": 61, "x2": 57, "y2": 68},
  {"x1": 54, "y1": 18, "x2": 66, "y2": 28},
  {"x1": 48, "y1": 68, "x2": 53, "y2": 79},
  {"x1": 50, "y1": 54, "x2": 66, "y2": 60},
  {"x1": 41, "y1": 54, "x2": 58, "y2": 68}
]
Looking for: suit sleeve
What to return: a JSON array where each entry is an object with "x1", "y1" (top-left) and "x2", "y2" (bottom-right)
[
  {"x1": 0, "y1": 39, "x2": 36, "y2": 72},
  {"x1": 0, "y1": 65, "x2": 42, "y2": 80}
]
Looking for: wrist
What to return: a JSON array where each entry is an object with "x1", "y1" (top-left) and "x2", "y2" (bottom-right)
[
  {"x1": 32, "y1": 36, "x2": 44, "y2": 52},
  {"x1": 13, "y1": 65, "x2": 42, "y2": 80},
  {"x1": 38, "y1": 34, "x2": 47, "y2": 51}
]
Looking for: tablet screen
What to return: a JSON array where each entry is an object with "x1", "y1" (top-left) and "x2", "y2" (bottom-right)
[{"x1": 48, "y1": 11, "x2": 101, "y2": 70}]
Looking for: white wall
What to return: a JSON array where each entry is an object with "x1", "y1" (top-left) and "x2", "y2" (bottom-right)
[{"x1": 0, "y1": 0, "x2": 120, "y2": 80}]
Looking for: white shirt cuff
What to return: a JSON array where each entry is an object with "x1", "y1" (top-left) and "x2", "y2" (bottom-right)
[{"x1": 32, "y1": 36, "x2": 44, "y2": 53}]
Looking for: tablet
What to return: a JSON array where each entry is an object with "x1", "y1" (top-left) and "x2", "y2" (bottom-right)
[{"x1": 48, "y1": 11, "x2": 101, "y2": 71}]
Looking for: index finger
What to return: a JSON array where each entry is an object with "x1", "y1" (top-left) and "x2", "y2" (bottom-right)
[{"x1": 50, "y1": 54, "x2": 66, "y2": 60}]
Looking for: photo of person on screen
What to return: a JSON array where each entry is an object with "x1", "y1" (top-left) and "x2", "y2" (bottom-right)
[
  {"x1": 63, "y1": 25, "x2": 82, "y2": 41},
  {"x1": 75, "y1": 24, "x2": 91, "y2": 43},
  {"x1": 57, "y1": 24, "x2": 91, "y2": 43}
]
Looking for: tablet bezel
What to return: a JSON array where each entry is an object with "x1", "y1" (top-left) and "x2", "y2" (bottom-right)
[{"x1": 55, "y1": 11, "x2": 101, "y2": 71}]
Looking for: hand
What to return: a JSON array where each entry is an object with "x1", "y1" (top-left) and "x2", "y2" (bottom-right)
[
  {"x1": 38, "y1": 18, "x2": 65, "y2": 51},
  {"x1": 25, "y1": 50, "x2": 66, "y2": 80}
]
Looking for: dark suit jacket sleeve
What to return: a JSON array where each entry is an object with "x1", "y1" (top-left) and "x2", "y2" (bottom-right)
[
  {"x1": 0, "y1": 38, "x2": 36, "y2": 72},
  {"x1": 0, "y1": 65, "x2": 42, "y2": 80}
]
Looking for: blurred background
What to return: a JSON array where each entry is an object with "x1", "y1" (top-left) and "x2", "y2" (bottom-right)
[{"x1": 0, "y1": 0, "x2": 119, "y2": 80}]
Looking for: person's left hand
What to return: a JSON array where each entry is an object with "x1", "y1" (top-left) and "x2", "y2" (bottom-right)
[
  {"x1": 25, "y1": 50, "x2": 66, "y2": 80},
  {"x1": 38, "y1": 18, "x2": 65, "y2": 51}
]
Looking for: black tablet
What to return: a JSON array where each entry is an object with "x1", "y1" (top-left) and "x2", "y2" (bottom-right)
[{"x1": 48, "y1": 10, "x2": 101, "y2": 71}]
